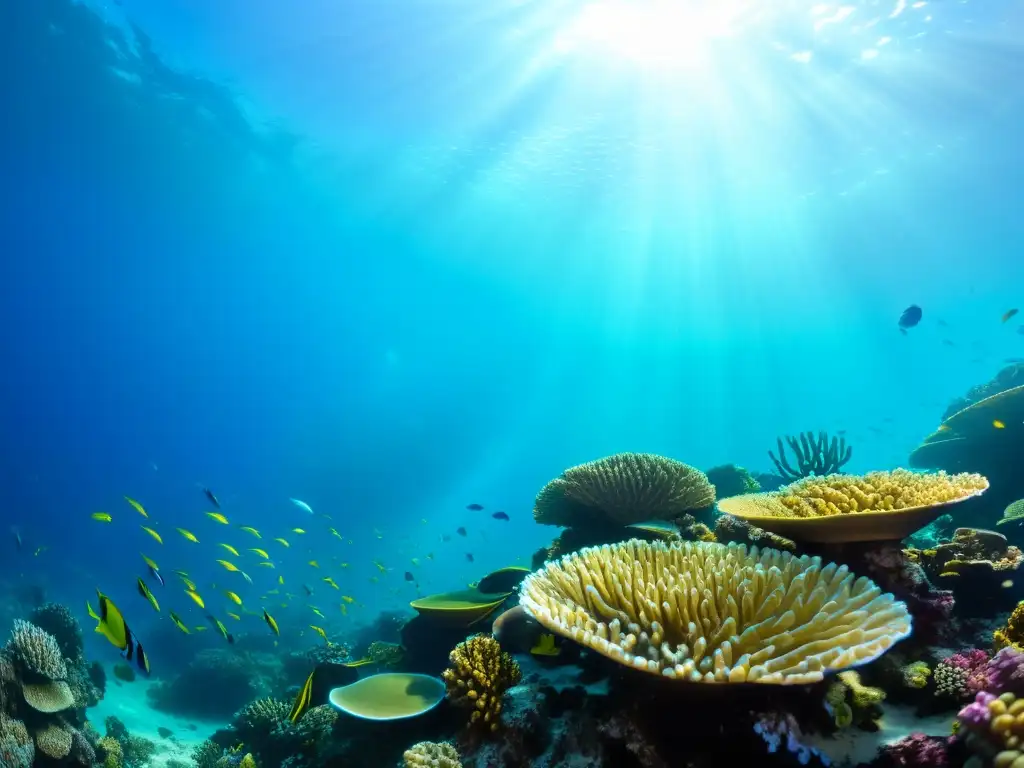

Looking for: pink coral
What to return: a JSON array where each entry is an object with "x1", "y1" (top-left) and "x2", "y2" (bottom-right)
[
  {"x1": 958, "y1": 691, "x2": 996, "y2": 728},
  {"x1": 985, "y1": 647, "x2": 1024, "y2": 694},
  {"x1": 946, "y1": 649, "x2": 991, "y2": 695},
  {"x1": 879, "y1": 732, "x2": 950, "y2": 767}
]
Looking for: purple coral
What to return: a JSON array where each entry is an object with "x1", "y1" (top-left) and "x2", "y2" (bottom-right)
[
  {"x1": 984, "y1": 647, "x2": 1024, "y2": 694},
  {"x1": 957, "y1": 691, "x2": 996, "y2": 729},
  {"x1": 879, "y1": 732, "x2": 950, "y2": 767},
  {"x1": 754, "y1": 712, "x2": 831, "y2": 766}
]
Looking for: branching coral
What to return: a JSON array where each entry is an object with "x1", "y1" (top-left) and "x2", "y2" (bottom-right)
[
  {"x1": 190, "y1": 739, "x2": 223, "y2": 768},
  {"x1": 534, "y1": 453, "x2": 715, "y2": 528},
  {"x1": 442, "y1": 634, "x2": 521, "y2": 732},
  {"x1": 768, "y1": 430, "x2": 852, "y2": 481},
  {"x1": 403, "y1": 740, "x2": 461, "y2": 768},
  {"x1": 519, "y1": 539, "x2": 911, "y2": 684}
]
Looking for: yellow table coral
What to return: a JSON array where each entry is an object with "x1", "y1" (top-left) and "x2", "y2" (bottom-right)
[
  {"x1": 519, "y1": 539, "x2": 911, "y2": 684},
  {"x1": 442, "y1": 634, "x2": 521, "y2": 732}
]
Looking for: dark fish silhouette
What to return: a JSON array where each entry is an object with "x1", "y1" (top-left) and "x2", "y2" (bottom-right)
[
  {"x1": 404, "y1": 571, "x2": 415, "y2": 582},
  {"x1": 491, "y1": 511, "x2": 510, "y2": 521},
  {"x1": 898, "y1": 305, "x2": 922, "y2": 332},
  {"x1": 465, "y1": 553, "x2": 474, "y2": 562},
  {"x1": 203, "y1": 488, "x2": 220, "y2": 508},
  {"x1": 456, "y1": 527, "x2": 467, "y2": 537},
  {"x1": 466, "y1": 503, "x2": 484, "y2": 511},
  {"x1": 1002, "y1": 309, "x2": 1019, "y2": 323}
]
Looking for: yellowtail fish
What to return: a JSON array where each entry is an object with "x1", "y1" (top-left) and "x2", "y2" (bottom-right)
[
  {"x1": 92, "y1": 512, "x2": 112, "y2": 523},
  {"x1": 292, "y1": 528, "x2": 306, "y2": 534},
  {"x1": 258, "y1": 562, "x2": 275, "y2": 568},
  {"x1": 205, "y1": 512, "x2": 229, "y2": 524},
  {"x1": 216, "y1": 560, "x2": 240, "y2": 572},
  {"x1": 249, "y1": 548, "x2": 269, "y2": 559},
  {"x1": 308, "y1": 560, "x2": 319, "y2": 568},
  {"x1": 289, "y1": 668, "x2": 315, "y2": 723},
  {"x1": 338, "y1": 603, "x2": 348, "y2": 616},
  {"x1": 224, "y1": 590, "x2": 242, "y2": 605},
  {"x1": 94, "y1": 590, "x2": 150, "y2": 675},
  {"x1": 340, "y1": 562, "x2": 350, "y2": 568},
  {"x1": 374, "y1": 528, "x2": 383, "y2": 539},
  {"x1": 227, "y1": 612, "x2": 242, "y2": 621},
  {"x1": 341, "y1": 595, "x2": 355, "y2": 604},
  {"x1": 372, "y1": 561, "x2": 386, "y2": 573},
  {"x1": 410, "y1": 558, "x2": 420, "y2": 566},
  {"x1": 137, "y1": 579, "x2": 160, "y2": 613},
  {"x1": 278, "y1": 575, "x2": 285, "y2": 585},
  {"x1": 207, "y1": 615, "x2": 234, "y2": 643},
  {"x1": 124, "y1": 497, "x2": 148, "y2": 518},
  {"x1": 329, "y1": 528, "x2": 343, "y2": 540},
  {"x1": 274, "y1": 538, "x2": 290, "y2": 548},
  {"x1": 310, "y1": 625, "x2": 328, "y2": 641},
  {"x1": 141, "y1": 526, "x2": 163, "y2": 545},
  {"x1": 218, "y1": 543, "x2": 240, "y2": 557},
  {"x1": 994, "y1": 420, "x2": 1006, "y2": 429},
  {"x1": 311, "y1": 607, "x2": 325, "y2": 618},
  {"x1": 185, "y1": 590, "x2": 205, "y2": 609},
  {"x1": 239, "y1": 526, "x2": 261, "y2": 539},
  {"x1": 177, "y1": 528, "x2": 200, "y2": 543},
  {"x1": 179, "y1": 576, "x2": 197, "y2": 591},
  {"x1": 323, "y1": 577, "x2": 339, "y2": 590},
  {"x1": 34, "y1": 546, "x2": 47, "y2": 557},
  {"x1": 194, "y1": 626, "x2": 208, "y2": 632},
  {"x1": 169, "y1": 612, "x2": 190, "y2": 634},
  {"x1": 263, "y1": 609, "x2": 280, "y2": 635}
]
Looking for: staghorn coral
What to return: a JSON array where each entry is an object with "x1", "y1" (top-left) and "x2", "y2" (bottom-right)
[
  {"x1": 902, "y1": 660, "x2": 932, "y2": 689},
  {"x1": 403, "y1": 740, "x2": 461, "y2": 767},
  {"x1": 996, "y1": 601, "x2": 1024, "y2": 652},
  {"x1": 28, "y1": 603, "x2": 84, "y2": 662},
  {"x1": 0, "y1": 713, "x2": 34, "y2": 768},
  {"x1": 705, "y1": 464, "x2": 761, "y2": 499},
  {"x1": 768, "y1": 430, "x2": 852, "y2": 481},
  {"x1": 519, "y1": 539, "x2": 911, "y2": 684},
  {"x1": 442, "y1": 634, "x2": 521, "y2": 732},
  {"x1": 34, "y1": 722, "x2": 72, "y2": 759},
  {"x1": 534, "y1": 453, "x2": 715, "y2": 527},
  {"x1": 6, "y1": 619, "x2": 67, "y2": 680}
]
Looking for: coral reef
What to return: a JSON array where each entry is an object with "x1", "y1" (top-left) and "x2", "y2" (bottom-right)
[
  {"x1": 876, "y1": 732, "x2": 952, "y2": 767},
  {"x1": 443, "y1": 634, "x2": 522, "y2": 732},
  {"x1": 520, "y1": 538, "x2": 911, "y2": 684},
  {"x1": 714, "y1": 513, "x2": 796, "y2": 551},
  {"x1": 231, "y1": 696, "x2": 337, "y2": 765},
  {"x1": 27, "y1": 603, "x2": 84, "y2": 662},
  {"x1": 147, "y1": 648, "x2": 285, "y2": 718},
  {"x1": 996, "y1": 601, "x2": 1024, "y2": 652},
  {"x1": 907, "y1": 527, "x2": 1023, "y2": 602},
  {"x1": 825, "y1": 670, "x2": 885, "y2": 729},
  {"x1": 754, "y1": 710, "x2": 832, "y2": 765},
  {"x1": 705, "y1": 464, "x2": 760, "y2": 499},
  {"x1": 367, "y1": 640, "x2": 404, "y2": 669},
  {"x1": 403, "y1": 740, "x2": 461, "y2": 767},
  {"x1": 768, "y1": 430, "x2": 852, "y2": 481},
  {"x1": 935, "y1": 650, "x2": 991, "y2": 700}
]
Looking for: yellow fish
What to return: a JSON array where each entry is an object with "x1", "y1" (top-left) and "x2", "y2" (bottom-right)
[
  {"x1": 311, "y1": 607, "x2": 325, "y2": 618},
  {"x1": 530, "y1": 633, "x2": 561, "y2": 657},
  {"x1": 258, "y1": 562, "x2": 275, "y2": 568},
  {"x1": 177, "y1": 528, "x2": 200, "y2": 543},
  {"x1": 322, "y1": 577, "x2": 339, "y2": 590},
  {"x1": 141, "y1": 554, "x2": 159, "y2": 571},
  {"x1": 340, "y1": 562, "x2": 350, "y2": 568},
  {"x1": 249, "y1": 548, "x2": 269, "y2": 559},
  {"x1": 329, "y1": 528, "x2": 343, "y2": 540},
  {"x1": 216, "y1": 560, "x2": 240, "y2": 572},
  {"x1": 338, "y1": 603, "x2": 348, "y2": 616},
  {"x1": 169, "y1": 612, "x2": 190, "y2": 634},
  {"x1": 310, "y1": 625, "x2": 328, "y2": 641},
  {"x1": 180, "y1": 576, "x2": 197, "y2": 591},
  {"x1": 292, "y1": 528, "x2": 306, "y2": 534},
  {"x1": 410, "y1": 558, "x2": 420, "y2": 566},
  {"x1": 267, "y1": 588, "x2": 281, "y2": 595},
  {"x1": 87, "y1": 601, "x2": 100, "y2": 621},
  {"x1": 278, "y1": 575, "x2": 285, "y2": 585},
  {"x1": 185, "y1": 590, "x2": 205, "y2": 609},
  {"x1": 421, "y1": 518, "x2": 427, "y2": 524},
  {"x1": 994, "y1": 420, "x2": 1006, "y2": 429},
  {"x1": 137, "y1": 579, "x2": 160, "y2": 612},
  {"x1": 239, "y1": 526, "x2": 261, "y2": 539},
  {"x1": 308, "y1": 560, "x2": 319, "y2": 568},
  {"x1": 141, "y1": 526, "x2": 163, "y2": 545},
  {"x1": 227, "y1": 612, "x2": 242, "y2": 621},
  {"x1": 33, "y1": 546, "x2": 47, "y2": 556},
  {"x1": 218, "y1": 543, "x2": 240, "y2": 557},
  {"x1": 373, "y1": 561, "x2": 387, "y2": 573},
  {"x1": 224, "y1": 591, "x2": 242, "y2": 605},
  {"x1": 209, "y1": 616, "x2": 233, "y2": 643},
  {"x1": 274, "y1": 537, "x2": 290, "y2": 548},
  {"x1": 125, "y1": 496, "x2": 148, "y2": 518},
  {"x1": 263, "y1": 609, "x2": 280, "y2": 636},
  {"x1": 194, "y1": 626, "x2": 208, "y2": 632},
  {"x1": 92, "y1": 512, "x2": 112, "y2": 523},
  {"x1": 341, "y1": 595, "x2": 355, "y2": 604},
  {"x1": 206, "y1": 512, "x2": 229, "y2": 524}
]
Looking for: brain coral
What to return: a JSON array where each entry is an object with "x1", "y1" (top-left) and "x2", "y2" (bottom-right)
[
  {"x1": 534, "y1": 453, "x2": 716, "y2": 528},
  {"x1": 403, "y1": 741, "x2": 461, "y2": 768},
  {"x1": 519, "y1": 539, "x2": 911, "y2": 684},
  {"x1": 6, "y1": 620, "x2": 67, "y2": 680}
]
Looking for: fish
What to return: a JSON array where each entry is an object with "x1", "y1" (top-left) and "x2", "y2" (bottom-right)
[
  {"x1": 218, "y1": 543, "x2": 240, "y2": 557},
  {"x1": 178, "y1": 575, "x2": 197, "y2": 591},
  {"x1": 466, "y1": 503, "x2": 484, "y2": 511},
  {"x1": 263, "y1": 609, "x2": 280, "y2": 636},
  {"x1": 125, "y1": 497, "x2": 148, "y2": 518},
  {"x1": 227, "y1": 612, "x2": 242, "y2": 621},
  {"x1": 176, "y1": 528, "x2": 200, "y2": 543},
  {"x1": 206, "y1": 512, "x2": 229, "y2": 525},
  {"x1": 628, "y1": 520, "x2": 682, "y2": 538},
  {"x1": 491, "y1": 511, "x2": 510, "y2": 521},
  {"x1": 141, "y1": 526, "x2": 163, "y2": 545},
  {"x1": 456, "y1": 527, "x2": 467, "y2": 537},
  {"x1": 310, "y1": 625, "x2": 328, "y2": 641},
  {"x1": 404, "y1": 571, "x2": 415, "y2": 582},
  {"x1": 224, "y1": 591, "x2": 242, "y2": 605},
  {"x1": 329, "y1": 528, "x2": 343, "y2": 540},
  {"x1": 239, "y1": 526, "x2": 261, "y2": 539},
  {"x1": 216, "y1": 560, "x2": 240, "y2": 572},
  {"x1": 194, "y1": 626, "x2": 208, "y2": 632},
  {"x1": 288, "y1": 663, "x2": 359, "y2": 723},
  {"x1": 258, "y1": 562, "x2": 275, "y2": 568},
  {"x1": 322, "y1": 577, "x2": 339, "y2": 590},
  {"x1": 240, "y1": 571, "x2": 253, "y2": 585},
  {"x1": 137, "y1": 579, "x2": 160, "y2": 612},
  {"x1": 185, "y1": 590, "x2": 205, "y2": 609},
  {"x1": 169, "y1": 612, "x2": 190, "y2": 634},
  {"x1": 279, "y1": 575, "x2": 286, "y2": 585},
  {"x1": 203, "y1": 488, "x2": 221, "y2": 508},
  {"x1": 274, "y1": 538, "x2": 290, "y2": 548},
  {"x1": 373, "y1": 561, "x2": 387, "y2": 573},
  {"x1": 289, "y1": 498, "x2": 314, "y2": 515},
  {"x1": 92, "y1": 512, "x2": 113, "y2": 523},
  {"x1": 466, "y1": 553, "x2": 474, "y2": 562},
  {"x1": 341, "y1": 595, "x2": 355, "y2": 604},
  {"x1": 34, "y1": 546, "x2": 47, "y2": 557},
  {"x1": 142, "y1": 556, "x2": 166, "y2": 588},
  {"x1": 308, "y1": 560, "x2": 319, "y2": 568},
  {"x1": 310, "y1": 607, "x2": 325, "y2": 618},
  {"x1": 303, "y1": 584, "x2": 314, "y2": 596},
  {"x1": 530, "y1": 633, "x2": 561, "y2": 657},
  {"x1": 208, "y1": 615, "x2": 234, "y2": 643},
  {"x1": 898, "y1": 305, "x2": 922, "y2": 331},
  {"x1": 292, "y1": 528, "x2": 306, "y2": 534},
  {"x1": 11, "y1": 528, "x2": 22, "y2": 551},
  {"x1": 249, "y1": 548, "x2": 270, "y2": 559},
  {"x1": 339, "y1": 603, "x2": 348, "y2": 616},
  {"x1": 410, "y1": 558, "x2": 420, "y2": 566},
  {"x1": 1003, "y1": 309, "x2": 1019, "y2": 323},
  {"x1": 94, "y1": 590, "x2": 150, "y2": 675},
  {"x1": 994, "y1": 420, "x2": 1006, "y2": 429}
]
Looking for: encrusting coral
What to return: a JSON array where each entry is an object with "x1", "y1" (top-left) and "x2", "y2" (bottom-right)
[
  {"x1": 519, "y1": 538, "x2": 912, "y2": 684},
  {"x1": 403, "y1": 740, "x2": 462, "y2": 768},
  {"x1": 442, "y1": 634, "x2": 521, "y2": 732}
]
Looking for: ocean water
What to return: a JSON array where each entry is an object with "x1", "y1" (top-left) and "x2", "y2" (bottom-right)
[{"x1": 0, "y1": 0, "x2": 1022, "y2": 750}]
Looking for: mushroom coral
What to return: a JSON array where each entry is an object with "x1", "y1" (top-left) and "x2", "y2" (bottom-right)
[{"x1": 519, "y1": 539, "x2": 911, "y2": 684}]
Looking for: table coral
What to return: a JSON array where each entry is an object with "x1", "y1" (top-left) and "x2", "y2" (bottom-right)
[
  {"x1": 442, "y1": 634, "x2": 521, "y2": 732},
  {"x1": 403, "y1": 740, "x2": 461, "y2": 768},
  {"x1": 519, "y1": 539, "x2": 911, "y2": 684}
]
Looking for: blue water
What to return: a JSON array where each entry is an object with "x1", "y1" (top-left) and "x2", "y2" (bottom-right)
[{"x1": 1, "y1": 0, "x2": 1022, "y2": 671}]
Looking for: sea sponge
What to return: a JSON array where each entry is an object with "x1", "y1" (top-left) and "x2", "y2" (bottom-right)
[
  {"x1": 34, "y1": 723, "x2": 72, "y2": 759},
  {"x1": 519, "y1": 539, "x2": 911, "y2": 684},
  {"x1": 442, "y1": 634, "x2": 521, "y2": 732},
  {"x1": 6, "y1": 620, "x2": 67, "y2": 680},
  {"x1": 534, "y1": 453, "x2": 716, "y2": 527},
  {"x1": 0, "y1": 714, "x2": 35, "y2": 768},
  {"x1": 23, "y1": 679, "x2": 75, "y2": 713},
  {"x1": 403, "y1": 740, "x2": 461, "y2": 768},
  {"x1": 902, "y1": 661, "x2": 931, "y2": 689},
  {"x1": 28, "y1": 603, "x2": 84, "y2": 662}
]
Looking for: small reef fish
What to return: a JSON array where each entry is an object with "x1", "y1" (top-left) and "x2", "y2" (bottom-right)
[
  {"x1": 289, "y1": 498, "x2": 314, "y2": 515},
  {"x1": 137, "y1": 578, "x2": 160, "y2": 612},
  {"x1": 216, "y1": 560, "x2": 240, "y2": 572},
  {"x1": 218, "y1": 543, "x2": 240, "y2": 557},
  {"x1": 185, "y1": 590, "x2": 205, "y2": 609},
  {"x1": 994, "y1": 420, "x2": 1006, "y2": 429},
  {"x1": 203, "y1": 488, "x2": 221, "y2": 508},
  {"x1": 329, "y1": 528, "x2": 343, "y2": 540},
  {"x1": 227, "y1": 612, "x2": 242, "y2": 621},
  {"x1": 372, "y1": 561, "x2": 387, "y2": 573},
  {"x1": 310, "y1": 625, "x2": 328, "y2": 641},
  {"x1": 208, "y1": 615, "x2": 234, "y2": 643},
  {"x1": 224, "y1": 591, "x2": 242, "y2": 605},
  {"x1": 466, "y1": 503, "x2": 484, "y2": 511},
  {"x1": 322, "y1": 577, "x2": 339, "y2": 590},
  {"x1": 94, "y1": 590, "x2": 150, "y2": 675},
  {"x1": 258, "y1": 562, "x2": 275, "y2": 568},
  {"x1": 310, "y1": 607, "x2": 325, "y2": 618},
  {"x1": 338, "y1": 603, "x2": 348, "y2": 616},
  {"x1": 142, "y1": 556, "x2": 166, "y2": 587},
  {"x1": 141, "y1": 526, "x2": 163, "y2": 545},
  {"x1": 206, "y1": 512, "x2": 229, "y2": 524},
  {"x1": 1003, "y1": 309, "x2": 1019, "y2": 323},
  {"x1": 292, "y1": 528, "x2": 306, "y2": 534},
  {"x1": 303, "y1": 584, "x2": 314, "y2": 596},
  {"x1": 308, "y1": 560, "x2": 319, "y2": 568},
  {"x1": 280, "y1": 575, "x2": 286, "y2": 585},
  {"x1": 92, "y1": 512, "x2": 112, "y2": 523},
  {"x1": 491, "y1": 511, "x2": 510, "y2": 521},
  {"x1": 169, "y1": 612, "x2": 190, "y2": 634},
  {"x1": 274, "y1": 538, "x2": 290, "y2": 548},
  {"x1": 177, "y1": 528, "x2": 200, "y2": 543},
  {"x1": 240, "y1": 571, "x2": 253, "y2": 585},
  {"x1": 249, "y1": 548, "x2": 269, "y2": 559},
  {"x1": 11, "y1": 528, "x2": 22, "y2": 551},
  {"x1": 125, "y1": 497, "x2": 148, "y2": 518},
  {"x1": 263, "y1": 609, "x2": 280, "y2": 635},
  {"x1": 404, "y1": 571, "x2": 415, "y2": 582},
  {"x1": 456, "y1": 527, "x2": 467, "y2": 537},
  {"x1": 341, "y1": 595, "x2": 355, "y2": 604},
  {"x1": 239, "y1": 526, "x2": 261, "y2": 539},
  {"x1": 465, "y1": 553, "x2": 474, "y2": 562},
  {"x1": 178, "y1": 575, "x2": 197, "y2": 591},
  {"x1": 898, "y1": 305, "x2": 922, "y2": 333}
]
